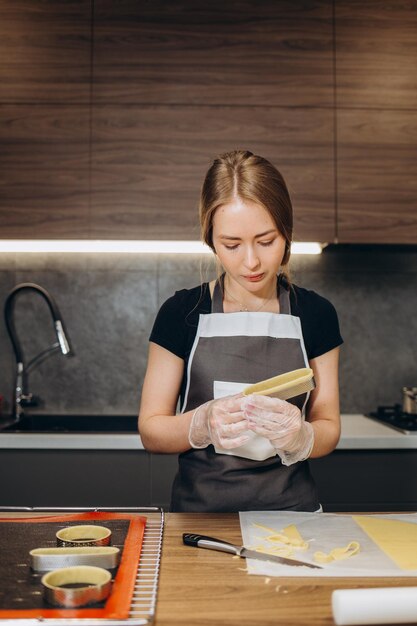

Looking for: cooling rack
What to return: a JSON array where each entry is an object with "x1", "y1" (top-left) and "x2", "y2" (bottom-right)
[{"x1": 0, "y1": 507, "x2": 164, "y2": 626}]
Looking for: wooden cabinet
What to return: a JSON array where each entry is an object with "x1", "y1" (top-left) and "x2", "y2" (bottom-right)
[
  {"x1": 335, "y1": 1, "x2": 417, "y2": 110},
  {"x1": 0, "y1": 105, "x2": 90, "y2": 238},
  {"x1": 93, "y1": 0, "x2": 333, "y2": 107},
  {"x1": 0, "y1": 1, "x2": 416, "y2": 243},
  {"x1": 91, "y1": 105, "x2": 335, "y2": 241},
  {"x1": 0, "y1": 0, "x2": 335, "y2": 242},
  {"x1": 0, "y1": 1, "x2": 91, "y2": 104},
  {"x1": 335, "y1": 1, "x2": 417, "y2": 243},
  {"x1": 0, "y1": 1, "x2": 91, "y2": 238},
  {"x1": 337, "y1": 110, "x2": 417, "y2": 243},
  {"x1": 91, "y1": 0, "x2": 335, "y2": 241}
]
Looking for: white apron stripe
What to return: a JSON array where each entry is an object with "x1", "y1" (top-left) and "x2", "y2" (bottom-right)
[
  {"x1": 181, "y1": 313, "x2": 205, "y2": 414},
  {"x1": 181, "y1": 311, "x2": 310, "y2": 417},
  {"x1": 198, "y1": 311, "x2": 303, "y2": 339}
]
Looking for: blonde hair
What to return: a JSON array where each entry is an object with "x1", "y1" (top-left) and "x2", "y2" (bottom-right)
[{"x1": 199, "y1": 150, "x2": 293, "y2": 276}]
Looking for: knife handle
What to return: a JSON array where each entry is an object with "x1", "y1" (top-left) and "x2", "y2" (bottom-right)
[{"x1": 182, "y1": 533, "x2": 240, "y2": 555}]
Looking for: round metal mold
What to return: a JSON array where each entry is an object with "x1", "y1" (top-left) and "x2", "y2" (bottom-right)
[
  {"x1": 41, "y1": 565, "x2": 112, "y2": 608},
  {"x1": 30, "y1": 546, "x2": 120, "y2": 571},
  {"x1": 56, "y1": 525, "x2": 111, "y2": 547}
]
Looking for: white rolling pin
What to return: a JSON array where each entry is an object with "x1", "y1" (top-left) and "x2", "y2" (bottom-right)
[{"x1": 332, "y1": 587, "x2": 417, "y2": 625}]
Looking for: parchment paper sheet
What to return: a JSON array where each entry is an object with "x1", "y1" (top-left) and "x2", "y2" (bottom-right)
[{"x1": 239, "y1": 511, "x2": 417, "y2": 577}]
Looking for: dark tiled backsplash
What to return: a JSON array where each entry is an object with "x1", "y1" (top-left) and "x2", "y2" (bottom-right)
[{"x1": 1, "y1": 247, "x2": 416, "y2": 417}]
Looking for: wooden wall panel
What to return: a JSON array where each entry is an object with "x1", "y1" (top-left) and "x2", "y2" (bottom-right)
[
  {"x1": 91, "y1": 105, "x2": 335, "y2": 241},
  {"x1": 0, "y1": 105, "x2": 90, "y2": 238},
  {"x1": 336, "y1": 1, "x2": 417, "y2": 109},
  {"x1": 93, "y1": 0, "x2": 333, "y2": 107},
  {"x1": 0, "y1": 0, "x2": 91, "y2": 103},
  {"x1": 337, "y1": 109, "x2": 417, "y2": 243}
]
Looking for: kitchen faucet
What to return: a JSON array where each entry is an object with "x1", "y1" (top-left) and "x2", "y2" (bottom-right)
[{"x1": 4, "y1": 283, "x2": 73, "y2": 420}]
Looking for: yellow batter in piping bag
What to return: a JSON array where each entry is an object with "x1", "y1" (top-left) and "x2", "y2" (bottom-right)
[{"x1": 243, "y1": 367, "x2": 315, "y2": 400}]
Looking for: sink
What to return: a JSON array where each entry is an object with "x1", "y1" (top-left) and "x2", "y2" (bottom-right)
[{"x1": 0, "y1": 414, "x2": 138, "y2": 433}]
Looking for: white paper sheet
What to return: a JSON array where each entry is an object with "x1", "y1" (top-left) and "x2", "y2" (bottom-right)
[
  {"x1": 332, "y1": 587, "x2": 417, "y2": 625},
  {"x1": 239, "y1": 511, "x2": 417, "y2": 577}
]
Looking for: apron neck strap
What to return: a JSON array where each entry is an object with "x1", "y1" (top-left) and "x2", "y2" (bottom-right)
[
  {"x1": 212, "y1": 275, "x2": 225, "y2": 313},
  {"x1": 211, "y1": 273, "x2": 291, "y2": 314},
  {"x1": 278, "y1": 277, "x2": 291, "y2": 314}
]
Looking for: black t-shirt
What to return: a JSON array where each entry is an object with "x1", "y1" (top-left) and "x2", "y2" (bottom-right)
[{"x1": 149, "y1": 281, "x2": 343, "y2": 405}]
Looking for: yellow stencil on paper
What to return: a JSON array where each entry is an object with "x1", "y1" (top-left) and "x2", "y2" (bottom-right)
[
  {"x1": 353, "y1": 515, "x2": 417, "y2": 571},
  {"x1": 281, "y1": 524, "x2": 309, "y2": 550},
  {"x1": 314, "y1": 541, "x2": 360, "y2": 564},
  {"x1": 250, "y1": 543, "x2": 294, "y2": 558},
  {"x1": 254, "y1": 545, "x2": 294, "y2": 558},
  {"x1": 252, "y1": 522, "x2": 308, "y2": 550},
  {"x1": 253, "y1": 523, "x2": 280, "y2": 535},
  {"x1": 264, "y1": 533, "x2": 291, "y2": 544}
]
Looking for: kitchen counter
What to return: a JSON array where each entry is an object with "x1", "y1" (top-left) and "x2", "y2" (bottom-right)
[
  {"x1": 1, "y1": 510, "x2": 414, "y2": 626},
  {"x1": 156, "y1": 512, "x2": 416, "y2": 625},
  {"x1": 0, "y1": 413, "x2": 415, "y2": 449},
  {"x1": 0, "y1": 431, "x2": 144, "y2": 449}
]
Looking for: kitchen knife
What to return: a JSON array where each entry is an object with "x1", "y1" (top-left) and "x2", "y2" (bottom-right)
[{"x1": 182, "y1": 533, "x2": 322, "y2": 569}]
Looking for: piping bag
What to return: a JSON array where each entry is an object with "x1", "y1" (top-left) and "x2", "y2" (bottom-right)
[
  {"x1": 243, "y1": 367, "x2": 315, "y2": 399},
  {"x1": 332, "y1": 587, "x2": 417, "y2": 625},
  {"x1": 214, "y1": 368, "x2": 315, "y2": 462}
]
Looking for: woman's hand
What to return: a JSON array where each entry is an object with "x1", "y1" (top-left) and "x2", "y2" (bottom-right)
[
  {"x1": 242, "y1": 394, "x2": 314, "y2": 465},
  {"x1": 189, "y1": 394, "x2": 250, "y2": 450}
]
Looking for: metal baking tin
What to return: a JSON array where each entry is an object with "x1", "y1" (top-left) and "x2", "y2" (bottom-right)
[
  {"x1": 56, "y1": 524, "x2": 112, "y2": 546},
  {"x1": 41, "y1": 565, "x2": 112, "y2": 608},
  {"x1": 0, "y1": 506, "x2": 164, "y2": 625},
  {"x1": 30, "y1": 546, "x2": 120, "y2": 571}
]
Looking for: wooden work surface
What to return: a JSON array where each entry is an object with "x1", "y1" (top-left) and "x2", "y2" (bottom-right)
[{"x1": 156, "y1": 513, "x2": 417, "y2": 626}]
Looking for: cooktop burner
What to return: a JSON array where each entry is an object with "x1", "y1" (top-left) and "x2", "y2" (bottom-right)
[{"x1": 367, "y1": 405, "x2": 417, "y2": 434}]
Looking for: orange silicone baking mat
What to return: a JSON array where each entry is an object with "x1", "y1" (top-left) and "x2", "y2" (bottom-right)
[{"x1": 0, "y1": 512, "x2": 146, "y2": 620}]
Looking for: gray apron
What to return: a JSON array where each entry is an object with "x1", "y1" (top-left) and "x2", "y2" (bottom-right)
[{"x1": 170, "y1": 275, "x2": 319, "y2": 512}]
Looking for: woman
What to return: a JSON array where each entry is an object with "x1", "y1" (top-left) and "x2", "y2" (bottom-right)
[{"x1": 139, "y1": 150, "x2": 342, "y2": 512}]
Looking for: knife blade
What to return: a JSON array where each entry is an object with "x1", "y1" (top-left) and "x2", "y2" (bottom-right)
[{"x1": 182, "y1": 533, "x2": 322, "y2": 569}]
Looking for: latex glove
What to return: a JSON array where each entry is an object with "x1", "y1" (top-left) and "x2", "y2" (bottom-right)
[
  {"x1": 243, "y1": 394, "x2": 314, "y2": 466},
  {"x1": 188, "y1": 394, "x2": 250, "y2": 450}
]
